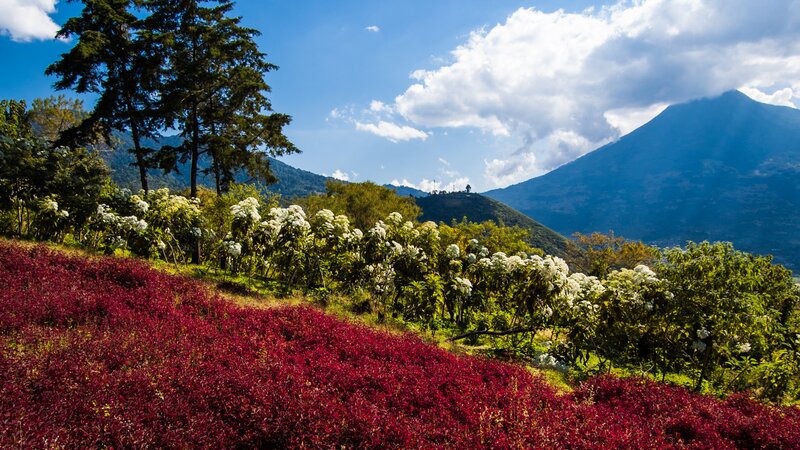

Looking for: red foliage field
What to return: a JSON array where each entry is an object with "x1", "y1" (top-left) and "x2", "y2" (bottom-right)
[{"x1": 1, "y1": 242, "x2": 798, "y2": 448}]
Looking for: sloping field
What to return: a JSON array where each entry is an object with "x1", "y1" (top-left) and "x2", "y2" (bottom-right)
[{"x1": 1, "y1": 242, "x2": 798, "y2": 448}]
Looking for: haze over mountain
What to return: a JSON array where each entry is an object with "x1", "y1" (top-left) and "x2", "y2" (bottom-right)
[{"x1": 485, "y1": 91, "x2": 800, "y2": 269}]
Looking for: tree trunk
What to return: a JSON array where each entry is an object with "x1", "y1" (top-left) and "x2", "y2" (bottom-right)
[
  {"x1": 130, "y1": 121, "x2": 149, "y2": 193},
  {"x1": 694, "y1": 341, "x2": 713, "y2": 392},
  {"x1": 190, "y1": 101, "x2": 200, "y2": 264},
  {"x1": 125, "y1": 95, "x2": 149, "y2": 193},
  {"x1": 447, "y1": 327, "x2": 539, "y2": 342}
]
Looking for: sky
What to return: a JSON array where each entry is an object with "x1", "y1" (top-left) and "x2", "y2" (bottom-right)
[{"x1": 2, "y1": 0, "x2": 800, "y2": 193}]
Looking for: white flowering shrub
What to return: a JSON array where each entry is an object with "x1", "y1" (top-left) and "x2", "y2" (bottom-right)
[
  {"x1": 31, "y1": 196, "x2": 70, "y2": 241},
  {"x1": 86, "y1": 187, "x2": 203, "y2": 260},
  {"x1": 74, "y1": 192, "x2": 800, "y2": 399}
]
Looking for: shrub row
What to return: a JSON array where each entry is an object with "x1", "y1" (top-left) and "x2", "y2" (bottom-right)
[{"x1": 1, "y1": 242, "x2": 798, "y2": 448}]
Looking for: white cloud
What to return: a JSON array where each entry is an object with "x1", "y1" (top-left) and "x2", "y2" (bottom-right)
[
  {"x1": 331, "y1": 169, "x2": 350, "y2": 181},
  {"x1": 484, "y1": 154, "x2": 539, "y2": 188},
  {"x1": 390, "y1": 176, "x2": 470, "y2": 193},
  {"x1": 355, "y1": 120, "x2": 428, "y2": 142},
  {"x1": 0, "y1": 0, "x2": 61, "y2": 42},
  {"x1": 604, "y1": 103, "x2": 670, "y2": 136},
  {"x1": 382, "y1": 1, "x2": 800, "y2": 187},
  {"x1": 739, "y1": 87, "x2": 797, "y2": 108},
  {"x1": 369, "y1": 100, "x2": 393, "y2": 114},
  {"x1": 365, "y1": 25, "x2": 380, "y2": 33}
]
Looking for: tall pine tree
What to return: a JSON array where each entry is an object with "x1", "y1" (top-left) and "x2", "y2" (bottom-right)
[
  {"x1": 47, "y1": 0, "x2": 162, "y2": 192},
  {"x1": 143, "y1": 0, "x2": 297, "y2": 197}
]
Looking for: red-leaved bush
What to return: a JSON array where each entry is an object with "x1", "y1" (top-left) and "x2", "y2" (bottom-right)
[{"x1": 1, "y1": 242, "x2": 798, "y2": 448}]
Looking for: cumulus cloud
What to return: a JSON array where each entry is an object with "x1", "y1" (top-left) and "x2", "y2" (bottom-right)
[
  {"x1": 384, "y1": 0, "x2": 800, "y2": 187},
  {"x1": 365, "y1": 25, "x2": 380, "y2": 33},
  {"x1": 369, "y1": 100, "x2": 393, "y2": 114},
  {"x1": 355, "y1": 120, "x2": 428, "y2": 142},
  {"x1": 331, "y1": 170, "x2": 351, "y2": 181},
  {"x1": 390, "y1": 177, "x2": 470, "y2": 193},
  {"x1": 739, "y1": 87, "x2": 797, "y2": 108},
  {"x1": 0, "y1": 0, "x2": 61, "y2": 42}
]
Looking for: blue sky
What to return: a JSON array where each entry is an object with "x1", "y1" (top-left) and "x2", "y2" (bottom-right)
[{"x1": 2, "y1": 0, "x2": 800, "y2": 192}]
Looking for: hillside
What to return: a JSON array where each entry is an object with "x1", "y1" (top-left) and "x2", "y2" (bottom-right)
[
  {"x1": 104, "y1": 135, "x2": 436, "y2": 201},
  {"x1": 102, "y1": 134, "x2": 331, "y2": 199},
  {"x1": 385, "y1": 184, "x2": 429, "y2": 198},
  {"x1": 3, "y1": 241, "x2": 799, "y2": 448},
  {"x1": 416, "y1": 192, "x2": 570, "y2": 257},
  {"x1": 486, "y1": 91, "x2": 800, "y2": 269}
]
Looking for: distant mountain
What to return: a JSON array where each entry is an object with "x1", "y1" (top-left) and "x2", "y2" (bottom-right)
[
  {"x1": 485, "y1": 91, "x2": 800, "y2": 269},
  {"x1": 385, "y1": 184, "x2": 429, "y2": 198},
  {"x1": 415, "y1": 192, "x2": 570, "y2": 258},
  {"x1": 101, "y1": 135, "x2": 331, "y2": 199},
  {"x1": 268, "y1": 159, "x2": 330, "y2": 199}
]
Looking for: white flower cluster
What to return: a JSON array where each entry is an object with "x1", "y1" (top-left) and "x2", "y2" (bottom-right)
[
  {"x1": 41, "y1": 198, "x2": 69, "y2": 218},
  {"x1": 417, "y1": 221, "x2": 439, "y2": 242},
  {"x1": 632, "y1": 264, "x2": 659, "y2": 284},
  {"x1": 389, "y1": 240, "x2": 404, "y2": 256},
  {"x1": 567, "y1": 273, "x2": 606, "y2": 301},
  {"x1": 130, "y1": 195, "x2": 149, "y2": 215},
  {"x1": 223, "y1": 241, "x2": 242, "y2": 257},
  {"x1": 311, "y1": 209, "x2": 336, "y2": 236},
  {"x1": 536, "y1": 352, "x2": 568, "y2": 372},
  {"x1": 366, "y1": 263, "x2": 395, "y2": 294},
  {"x1": 697, "y1": 328, "x2": 711, "y2": 340},
  {"x1": 149, "y1": 188, "x2": 201, "y2": 219},
  {"x1": 42, "y1": 198, "x2": 58, "y2": 212},
  {"x1": 119, "y1": 215, "x2": 148, "y2": 233},
  {"x1": 368, "y1": 221, "x2": 388, "y2": 241},
  {"x1": 97, "y1": 204, "x2": 118, "y2": 225},
  {"x1": 445, "y1": 244, "x2": 460, "y2": 260},
  {"x1": 453, "y1": 276, "x2": 473, "y2": 297},
  {"x1": 738, "y1": 342, "x2": 751, "y2": 353},
  {"x1": 266, "y1": 205, "x2": 311, "y2": 235},
  {"x1": 232, "y1": 197, "x2": 261, "y2": 223},
  {"x1": 386, "y1": 212, "x2": 403, "y2": 226}
]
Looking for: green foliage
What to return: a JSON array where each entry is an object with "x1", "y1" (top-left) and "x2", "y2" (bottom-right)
[
  {"x1": 47, "y1": 0, "x2": 162, "y2": 192},
  {"x1": 657, "y1": 242, "x2": 800, "y2": 398},
  {"x1": 416, "y1": 192, "x2": 571, "y2": 258},
  {"x1": 439, "y1": 219, "x2": 542, "y2": 257},
  {"x1": 0, "y1": 136, "x2": 109, "y2": 238},
  {"x1": 143, "y1": 0, "x2": 297, "y2": 197},
  {"x1": 0, "y1": 99, "x2": 32, "y2": 139},
  {"x1": 569, "y1": 231, "x2": 660, "y2": 276},
  {"x1": 299, "y1": 181, "x2": 421, "y2": 230}
]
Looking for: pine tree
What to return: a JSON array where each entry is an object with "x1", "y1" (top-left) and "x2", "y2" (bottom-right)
[
  {"x1": 47, "y1": 0, "x2": 162, "y2": 192},
  {"x1": 143, "y1": 0, "x2": 297, "y2": 197}
]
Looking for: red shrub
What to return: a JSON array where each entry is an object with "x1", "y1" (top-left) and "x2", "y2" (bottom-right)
[{"x1": 0, "y1": 242, "x2": 797, "y2": 448}]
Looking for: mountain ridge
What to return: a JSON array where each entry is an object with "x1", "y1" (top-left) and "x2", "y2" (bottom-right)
[{"x1": 485, "y1": 90, "x2": 800, "y2": 268}]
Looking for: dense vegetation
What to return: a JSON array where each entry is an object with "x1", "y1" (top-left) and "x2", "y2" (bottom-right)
[
  {"x1": 3, "y1": 2, "x2": 800, "y2": 445},
  {"x1": 2, "y1": 153, "x2": 797, "y2": 402},
  {"x1": 2, "y1": 242, "x2": 799, "y2": 448},
  {"x1": 416, "y1": 191, "x2": 572, "y2": 258}
]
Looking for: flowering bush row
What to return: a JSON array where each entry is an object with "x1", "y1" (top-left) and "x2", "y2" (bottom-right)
[
  {"x1": 81, "y1": 195, "x2": 800, "y2": 400},
  {"x1": 0, "y1": 242, "x2": 798, "y2": 448}
]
